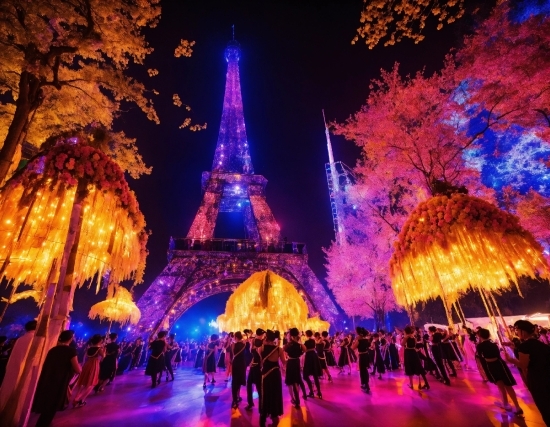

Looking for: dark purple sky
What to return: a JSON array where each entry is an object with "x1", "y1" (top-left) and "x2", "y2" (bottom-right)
[{"x1": 1, "y1": 0, "x2": 473, "y2": 333}]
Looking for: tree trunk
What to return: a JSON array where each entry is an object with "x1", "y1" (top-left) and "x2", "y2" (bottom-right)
[
  {"x1": 374, "y1": 308, "x2": 385, "y2": 331},
  {"x1": 48, "y1": 179, "x2": 87, "y2": 351},
  {"x1": 0, "y1": 260, "x2": 58, "y2": 427},
  {"x1": 0, "y1": 71, "x2": 42, "y2": 185}
]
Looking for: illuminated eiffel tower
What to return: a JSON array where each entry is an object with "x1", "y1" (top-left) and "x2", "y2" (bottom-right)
[{"x1": 135, "y1": 38, "x2": 339, "y2": 336}]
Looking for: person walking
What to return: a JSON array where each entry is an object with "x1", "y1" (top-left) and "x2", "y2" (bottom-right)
[
  {"x1": 95, "y1": 333, "x2": 119, "y2": 392},
  {"x1": 303, "y1": 330, "x2": 322, "y2": 398},
  {"x1": 230, "y1": 332, "x2": 247, "y2": 409},
  {"x1": 245, "y1": 328, "x2": 265, "y2": 411},
  {"x1": 259, "y1": 330, "x2": 286, "y2": 427},
  {"x1": 402, "y1": 326, "x2": 430, "y2": 390},
  {"x1": 314, "y1": 331, "x2": 332, "y2": 382},
  {"x1": 0, "y1": 320, "x2": 36, "y2": 413},
  {"x1": 32, "y1": 330, "x2": 81, "y2": 427},
  {"x1": 429, "y1": 326, "x2": 451, "y2": 385},
  {"x1": 203, "y1": 334, "x2": 219, "y2": 388},
  {"x1": 145, "y1": 331, "x2": 167, "y2": 388},
  {"x1": 351, "y1": 327, "x2": 371, "y2": 392},
  {"x1": 476, "y1": 328, "x2": 522, "y2": 416},
  {"x1": 284, "y1": 328, "x2": 308, "y2": 408},
  {"x1": 506, "y1": 320, "x2": 550, "y2": 426},
  {"x1": 72, "y1": 334, "x2": 105, "y2": 407}
]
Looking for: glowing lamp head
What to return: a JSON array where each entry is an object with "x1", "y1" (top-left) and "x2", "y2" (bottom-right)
[{"x1": 225, "y1": 40, "x2": 241, "y2": 62}]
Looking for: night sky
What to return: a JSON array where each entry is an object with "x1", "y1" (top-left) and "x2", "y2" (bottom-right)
[{"x1": 1, "y1": 0, "x2": 475, "y2": 335}]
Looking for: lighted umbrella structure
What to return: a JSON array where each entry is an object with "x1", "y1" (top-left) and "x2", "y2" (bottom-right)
[
  {"x1": 217, "y1": 270, "x2": 330, "y2": 333},
  {"x1": 0, "y1": 134, "x2": 148, "y2": 427},
  {"x1": 89, "y1": 284, "x2": 141, "y2": 333},
  {"x1": 390, "y1": 193, "x2": 549, "y2": 326}
]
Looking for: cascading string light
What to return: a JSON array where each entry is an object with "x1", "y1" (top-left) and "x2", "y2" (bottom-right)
[
  {"x1": 0, "y1": 138, "x2": 148, "y2": 305},
  {"x1": 390, "y1": 193, "x2": 549, "y2": 310},
  {"x1": 217, "y1": 270, "x2": 330, "y2": 333}
]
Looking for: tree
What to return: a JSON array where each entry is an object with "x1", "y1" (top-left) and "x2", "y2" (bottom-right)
[
  {"x1": 509, "y1": 189, "x2": 550, "y2": 254},
  {"x1": 456, "y1": 2, "x2": 550, "y2": 142},
  {"x1": 353, "y1": 0, "x2": 466, "y2": 48},
  {"x1": 334, "y1": 63, "x2": 493, "y2": 198},
  {"x1": 325, "y1": 195, "x2": 403, "y2": 330},
  {"x1": 0, "y1": 0, "x2": 163, "y2": 182}
]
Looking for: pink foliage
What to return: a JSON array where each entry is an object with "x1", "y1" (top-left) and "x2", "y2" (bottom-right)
[{"x1": 456, "y1": 3, "x2": 550, "y2": 141}]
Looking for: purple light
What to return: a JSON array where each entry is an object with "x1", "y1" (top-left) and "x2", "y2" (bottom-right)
[{"x1": 211, "y1": 40, "x2": 254, "y2": 174}]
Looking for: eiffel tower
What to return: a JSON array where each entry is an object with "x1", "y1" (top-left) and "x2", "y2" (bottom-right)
[{"x1": 135, "y1": 39, "x2": 340, "y2": 337}]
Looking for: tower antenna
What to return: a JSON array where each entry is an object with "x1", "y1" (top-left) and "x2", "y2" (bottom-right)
[
  {"x1": 232, "y1": 24, "x2": 235, "y2": 40},
  {"x1": 323, "y1": 110, "x2": 343, "y2": 245}
]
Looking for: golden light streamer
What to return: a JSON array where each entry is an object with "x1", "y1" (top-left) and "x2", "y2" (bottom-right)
[
  {"x1": 217, "y1": 270, "x2": 330, "y2": 333},
  {"x1": 89, "y1": 285, "x2": 141, "y2": 325},
  {"x1": 390, "y1": 193, "x2": 548, "y2": 308}
]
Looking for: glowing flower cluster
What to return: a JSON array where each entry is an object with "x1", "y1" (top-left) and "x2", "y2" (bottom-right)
[
  {"x1": 0, "y1": 141, "x2": 148, "y2": 302},
  {"x1": 217, "y1": 270, "x2": 330, "y2": 333},
  {"x1": 390, "y1": 193, "x2": 548, "y2": 306}
]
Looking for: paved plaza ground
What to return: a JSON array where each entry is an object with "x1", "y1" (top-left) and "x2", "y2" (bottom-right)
[{"x1": 41, "y1": 365, "x2": 545, "y2": 427}]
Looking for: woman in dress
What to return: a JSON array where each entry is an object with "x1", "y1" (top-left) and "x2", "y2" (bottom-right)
[
  {"x1": 203, "y1": 334, "x2": 219, "y2": 388},
  {"x1": 348, "y1": 333, "x2": 358, "y2": 367},
  {"x1": 402, "y1": 326, "x2": 429, "y2": 390},
  {"x1": 173, "y1": 341, "x2": 182, "y2": 369},
  {"x1": 314, "y1": 332, "x2": 332, "y2": 382},
  {"x1": 116, "y1": 341, "x2": 134, "y2": 374},
  {"x1": 302, "y1": 330, "x2": 322, "y2": 398},
  {"x1": 194, "y1": 343, "x2": 204, "y2": 369},
  {"x1": 351, "y1": 327, "x2": 371, "y2": 392},
  {"x1": 419, "y1": 332, "x2": 438, "y2": 378},
  {"x1": 72, "y1": 334, "x2": 105, "y2": 407},
  {"x1": 322, "y1": 331, "x2": 336, "y2": 367},
  {"x1": 461, "y1": 326, "x2": 477, "y2": 371},
  {"x1": 95, "y1": 333, "x2": 120, "y2": 392},
  {"x1": 163, "y1": 334, "x2": 177, "y2": 382},
  {"x1": 389, "y1": 334, "x2": 400, "y2": 370},
  {"x1": 476, "y1": 328, "x2": 522, "y2": 415},
  {"x1": 441, "y1": 328, "x2": 458, "y2": 377},
  {"x1": 371, "y1": 333, "x2": 386, "y2": 379},
  {"x1": 32, "y1": 330, "x2": 81, "y2": 427},
  {"x1": 380, "y1": 335, "x2": 391, "y2": 371},
  {"x1": 231, "y1": 332, "x2": 247, "y2": 409},
  {"x1": 217, "y1": 335, "x2": 227, "y2": 371},
  {"x1": 259, "y1": 330, "x2": 286, "y2": 427},
  {"x1": 284, "y1": 328, "x2": 308, "y2": 408},
  {"x1": 224, "y1": 332, "x2": 234, "y2": 381},
  {"x1": 145, "y1": 331, "x2": 167, "y2": 388},
  {"x1": 337, "y1": 335, "x2": 351, "y2": 374}
]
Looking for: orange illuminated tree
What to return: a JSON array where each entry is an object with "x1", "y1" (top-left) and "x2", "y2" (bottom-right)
[
  {"x1": 0, "y1": 132, "x2": 147, "y2": 427},
  {"x1": 0, "y1": 0, "x2": 164, "y2": 182}
]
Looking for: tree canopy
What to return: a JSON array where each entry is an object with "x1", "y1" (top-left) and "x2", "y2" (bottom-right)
[
  {"x1": 327, "y1": 1, "x2": 550, "y2": 321},
  {"x1": 0, "y1": 0, "x2": 163, "y2": 181}
]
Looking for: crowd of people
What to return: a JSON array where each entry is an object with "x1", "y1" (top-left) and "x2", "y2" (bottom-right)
[{"x1": 0, "y1": 320, "x2": 549, "y2": 427}]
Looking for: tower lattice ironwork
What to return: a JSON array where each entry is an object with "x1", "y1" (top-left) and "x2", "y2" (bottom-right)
[{"x1": 135, "y1": 40, "x2": 340, "y2": 337}]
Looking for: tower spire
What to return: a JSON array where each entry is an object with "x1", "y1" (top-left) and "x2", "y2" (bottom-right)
[
  {"x1": 323, "y1": 110, "x2": 345, "y2": 245},
  {"x1": 211, "y1": 37, "x2": 254, "y2": 174}
]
